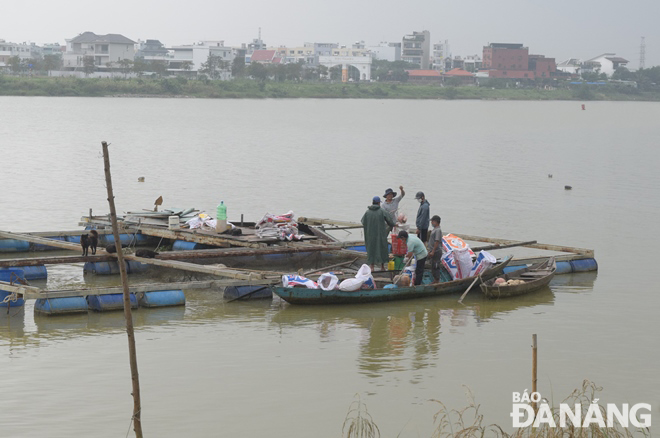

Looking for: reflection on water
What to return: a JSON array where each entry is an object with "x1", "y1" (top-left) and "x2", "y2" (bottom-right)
[{"x1": 270, "y1": 288, "x2": 557, "y2": 379}]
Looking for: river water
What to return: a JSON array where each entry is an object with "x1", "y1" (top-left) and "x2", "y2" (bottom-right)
[{"x1": 0, "y1": 97, "x2": 658, "y2": 437}]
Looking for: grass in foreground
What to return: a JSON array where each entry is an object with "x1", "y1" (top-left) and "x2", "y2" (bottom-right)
[{"x1": 342, "y1": 381, "x2": 651, "y2": 438}]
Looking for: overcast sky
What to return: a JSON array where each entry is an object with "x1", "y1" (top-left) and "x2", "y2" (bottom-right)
[{"x1": 3, "y1": 0, "x2": 659, "y2": 68}]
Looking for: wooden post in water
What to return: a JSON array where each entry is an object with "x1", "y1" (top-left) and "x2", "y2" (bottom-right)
[
  {"x1": 101, "y1": 141, "x2": 143, "y2": 438},
  {"x1": 532, "y1": 334, "x2": 538, "y2": 415}
]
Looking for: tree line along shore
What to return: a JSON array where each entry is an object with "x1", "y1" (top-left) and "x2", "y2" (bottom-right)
[{"x1": 1, "y1": 75, "x2": 660, "y2": 101}]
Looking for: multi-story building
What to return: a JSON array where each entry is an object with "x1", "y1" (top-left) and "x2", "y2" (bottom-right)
[
  {"x1": 581, "y1": 54, "x2": 628, "y2": 77},
  {"x1": 63, "y1": 32, "x2": 135, "y2": 70},
  {"x1": 528, "y1": 55, "x2": 556, "y2": 79},
  {"x1": 135, "y1": 40, "x2": 169, "y2": 59},
  {"x1": 169, "y1": 41, "x2": 235, "y2": 76},
  {"x1": 431, "y1": 41, "x2": 447, "y2": 72},
  {"x1": 401, "y1": 30, "x2": 430, "y2": 69},
  {"x1": 0, "y1": 40, "x2": 41, "y2": 68},
  {"x1": 367, "y1": 42, "x2": 401, "y2": 62},
  {"x1": 482, "y1": 43, "x2": 556, "y2": 79}
]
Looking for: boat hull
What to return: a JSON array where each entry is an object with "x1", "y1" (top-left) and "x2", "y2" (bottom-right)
[
  {"x1": 480, "y1": 257, "x2": 556, "y2": 299},
  {"x1": 273, "y1": 256, "x2": 512, "y2": 305}
]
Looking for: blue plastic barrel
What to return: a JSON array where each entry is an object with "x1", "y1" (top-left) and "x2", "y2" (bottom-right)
[
  {"x1": 21, "y1": 265, "x2": 48, "y2": 280},
  {"x1": 223, "y1": 286, "x2": 272, "y2": 300},
  {"x1": 66, "y1": 235, "x2": 82, "y2": 244},
  {"x1": 172, "y1": 240, "x2": 212, "y2": 251},
  {"x1": 87, "y1": 293, "x2": 138, "y2": 311},
  {"x1": 0, "y1": 268, "x2": 26, "y2": 307},
  {"x1": 139, "y1": 290, "x2": 186, "y2": 307},
  {"x1": 555, "y1": 261, "x2": 573, "y2": 274},
  {"x1": 33, "y1": 236, "x2": 68, "y2": 251},
  {"x1": 35, "y1": 296, "x2": 88, "y2": 315},
  {"x1": 570, "y1": 258, "x2": 598, "y2": 272},
  {"x1": 0, "y1": 239, "x2": 30, "y2": 252},
  {"x1": 127, "y1": 261, "x2": 149, "y2": 274},
  {"x1": 104, "y1": 234, "x2": 143, "y2": 245},
  {"x1": 83, "y1": 261, "x2": 130, "y2": 275},
  {"x1": 503, "y1": 265, "x2": 527, "y2": 274}
]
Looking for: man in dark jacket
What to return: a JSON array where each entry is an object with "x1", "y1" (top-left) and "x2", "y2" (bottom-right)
[
  {"x1": 361, "y1": 196, "x2": 395, "y2": 271},
  {"x1": 415, "y1": 191, "x2": 430, "y2": 243}
]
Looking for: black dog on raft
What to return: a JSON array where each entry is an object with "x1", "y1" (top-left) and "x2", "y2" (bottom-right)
[{"x1": 80, "y1": 230, "x2": 100, "y2": 256}]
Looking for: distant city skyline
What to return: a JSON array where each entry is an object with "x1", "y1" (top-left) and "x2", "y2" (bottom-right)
[{"x1": 2, "y1": 0, "x2": 658, "y2": 68}]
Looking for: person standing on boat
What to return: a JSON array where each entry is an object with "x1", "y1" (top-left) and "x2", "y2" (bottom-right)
[
  {"x1": 415, "y1": 191, "x2": 430, "y2": 243},
  {"x1": 398, "y1": 230, "x2": 428, "y2": 286},
  {"x1": 362, "y1": 196, "x2": 395, "y2": 271},
  {"x1": 381, "y1": 186, "x2": 405, "y2": 232},
  {"x1": 427, "y1": 215, "x2": 444, "y2": 282}
]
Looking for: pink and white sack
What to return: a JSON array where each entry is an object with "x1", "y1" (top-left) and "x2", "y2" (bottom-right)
[{"x1": 282, "y1": 275, "x2": 318, "y2": 289}]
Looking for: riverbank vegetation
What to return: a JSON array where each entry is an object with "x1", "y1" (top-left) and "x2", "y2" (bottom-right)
[
  {"x1": 342, "y1": 381, "x2": 650, "y2": 438},
  {"x1": 1, "y1": 74, "x2": 660, "y2": 101}
]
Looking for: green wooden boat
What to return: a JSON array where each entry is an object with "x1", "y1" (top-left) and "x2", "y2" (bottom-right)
[{"x1": 272, "y1": 256, "x2": 513, "y2": 305}]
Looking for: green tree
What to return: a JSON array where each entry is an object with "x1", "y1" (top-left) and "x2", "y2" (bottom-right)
[
  {"x1": 82, "y1": 56, "x2": 96, "y2": 75},
  {"x1": 317, "y1": 65, "x2": 328, "y2": 80},
  {"x1": 231, "y1": 56, "x2": 245, "y2": 77},
  {"x1": 43, "y1": 54, "x2": 62, "y2": 72},
  {"x1": 149, "y1": 60, "x2": 168, "y2": 77},
  {"x1": 247, "y1": 62, "x2": 268, "y2": 81},
  {"x1": 7, "y1": 56, "x2": 23, "y2": 74},
  {"x1": 200, "y1": 54, "x2": 229, "y2": 79},
  {"x1": 118, "y1": 59, "x2": 134, "y2": 77},
  {"x1": 133, "y1": 58, "x2": 149, "y2": 75},
  {"x1": 611, "y1": 67, "x2": 635, "y2": 81},
  {"x1": 180, "y1": 61, "x2": 193, "y2": 73}
]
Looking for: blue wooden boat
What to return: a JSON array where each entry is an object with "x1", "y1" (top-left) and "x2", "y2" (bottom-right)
[{"x1": 272, "y1": 256, "x2": 513, "y2": 305}]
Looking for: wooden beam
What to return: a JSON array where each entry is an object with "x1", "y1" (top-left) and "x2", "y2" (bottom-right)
[
  {"x1": 135, "y1": 227, "x2": 263, "y2": 248},
  {"x1": 298, "y1": 217, "x2": 362, "y2": 228},
  {"x1": 0, "y1": 230, "x2": 85, "y2": 251},
  {"x1": 0, "y1": 280, "x2": 42, "y2": 296},
  {"x1": 26, "y1": 279, "x2": 279, "y2": 299},
  {"x1": 454, "y1": 233, "x2": 594, "y2": 257}
]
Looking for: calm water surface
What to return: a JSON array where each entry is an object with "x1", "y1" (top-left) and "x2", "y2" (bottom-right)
[{"x1": 0, "y1": 97, "x2": 658, "y2": 437}]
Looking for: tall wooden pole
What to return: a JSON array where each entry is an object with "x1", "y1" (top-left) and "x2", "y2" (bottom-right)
[
  {"x1": 102, "y1": 141, "x2": 143, "y2": 438},
  {"x1": 532, "y1": 334, "x2": 538, "y2": 415}
]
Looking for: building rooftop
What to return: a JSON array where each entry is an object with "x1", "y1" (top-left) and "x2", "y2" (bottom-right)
[
  {"x1": 406, "y1": 69, "x2": 441, "y2": 77},
  {"x1": 443, "y1": 68, "x2": 474, "y2": 77},
  {"x1": 70, "y1": 31, "x2": 135, "y2": 44},
  {"x1": 250, "y1": 50, "x2": 276, "y2": 62}
]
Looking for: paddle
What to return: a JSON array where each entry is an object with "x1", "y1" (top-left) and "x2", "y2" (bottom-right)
[
  {"x1": 226, "y1": 286, "x2": 270, "y2": 303},
  {"x1": 457, "y1": 274, "x2": 482, "y2": 304}
]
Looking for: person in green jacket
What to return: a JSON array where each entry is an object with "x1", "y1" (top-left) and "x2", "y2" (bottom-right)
[{"x1": 361, "y1": 196, "x2": 395, "y2": 271}]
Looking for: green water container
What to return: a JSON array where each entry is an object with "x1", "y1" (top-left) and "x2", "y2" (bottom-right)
[{"x1": 216, "y1": 201, "x2": 227, "y2": 232}]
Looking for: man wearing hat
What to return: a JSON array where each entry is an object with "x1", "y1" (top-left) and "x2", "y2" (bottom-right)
[
  {"x1": 381, "y1": 185, "x2": 405, "y2": 228},
  {"x1": 361, "y1": 196, "x2": 395, "y2": 271},
  {"x1": 415, "y1": 191, "x2": 430, "y2": 243}
]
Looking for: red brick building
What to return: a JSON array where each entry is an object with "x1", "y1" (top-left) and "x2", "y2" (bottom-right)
[
  {"x1": 482, "y1": 43, "x2": 556, "y2": 79},
  {"x1": 529, "y1": 55, "x2": 557, "y2": 78}
]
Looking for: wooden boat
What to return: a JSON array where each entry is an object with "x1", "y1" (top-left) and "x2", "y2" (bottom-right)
[
  {"x1": 272, "y1": 256, "x2": 513, "y2": 305},
  {"x1": 479, "y1": 257, "x2": 556, "y2": 299}
]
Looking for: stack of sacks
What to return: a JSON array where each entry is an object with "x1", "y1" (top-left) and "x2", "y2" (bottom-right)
[
  {"x1": 186, "y1": 213, "x2": 218, "y2": 230},
  {"x1": 282, "y1": 275, "x2": 318, "y2": 289},
  {"x1": 256, "y1": 211, "x2": 303, "y2": 241},
  {"x1": 442, "y1": 247, "x2": 496, "y2": 281}
]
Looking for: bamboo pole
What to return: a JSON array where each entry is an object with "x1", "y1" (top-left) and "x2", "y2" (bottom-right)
[
  {"x1": 532, "y1": 334, "x2": 538, "y2": 415},
  {"x1": 102, "y1": 141, "x2": 143, "y2": 438}
]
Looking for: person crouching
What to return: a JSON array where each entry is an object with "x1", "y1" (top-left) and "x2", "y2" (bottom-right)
[{"x1": 398, "y1": 230, "x2": 428, "y2": 286}]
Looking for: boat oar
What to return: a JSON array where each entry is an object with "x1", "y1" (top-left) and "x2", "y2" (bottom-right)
[
  {"x1": 457, "y1": 274, "x2": 482, "y2": 304},
  {"x1": 392, "y1": 256, "x2": 414, "y2": 285},
  {"x1": 226, "y1": 286, "x2": 271, "y2": 303}
]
